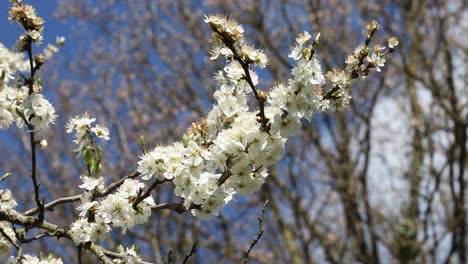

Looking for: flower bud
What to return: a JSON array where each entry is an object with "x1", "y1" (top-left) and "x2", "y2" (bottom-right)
[
  {"x1": 39, "y1": 139, "x2": 47, "y2": 149},
  {"x1": 388, "y1": 37, "x2": 399, "y2": 49},
  {"x1": 34, "y1": 55, "x2": 44, "y2": 67}
]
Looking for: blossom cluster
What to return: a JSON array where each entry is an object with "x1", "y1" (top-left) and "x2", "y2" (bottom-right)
[
  {"x1": 136, "y1": 16, "x2": 397, "y2": 220},
  {"x1": 61, "y1": 93, "x2": 147, "y2": 262},
  {"x1": 70, "y1": 179, "x2": 154, "y2": 244},
  {"x1": 0, "y1": 4, "x2": 397, "y2": 262},
  {"x1": 137, "y1": 16, "x2": 326, "y2": 219},
  {"x1": 66, "y1": 114, "x2": 110, "y2": 153},
  {"x1": 0, "y1": 191, "x2": 56, "y2": 264},
  {"x1": 205, "y1": 15, "x2": 268, "y2": 67},
  {"x1": 113, "y1": 245, "x2": 143, "y2": 264},
  {"x1": 0, "y1": 44, "x2": 29, "y2": 86},
  {"x1": 0, "y1": 45, "x2": 29, "y2": 129},
  {"x1": 7, "y1": 254, "x2": 63, "y2": 264},
  {"x1": 0, "y1": 2, "x2": 62, "y2": 133},
  {"x1": 67, "y1": 116, "x2": 152, "y2": 246},
  {"x1": 0, "y1": 221, "x2": 17, "y2": 256},
  {"x1": 268, "y1": 32, "x2": 328, "y2": 136},
  {"x1": 8, "y1": 1, "x2": 45, "y2": 47},
  {"x1": 0, "y1": 190, "x2": 17, "y2": 255}
]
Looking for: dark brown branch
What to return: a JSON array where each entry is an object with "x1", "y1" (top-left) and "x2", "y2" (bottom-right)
[
  {"x1": 100, "y1": 171, "x2": 141, "y2": 196},
  {"x1": 242, "y1": 200, "x2": 268, "y2": 264},
  {"x1": 25, "y1": 194, "x2": 82, "y2": 216},
  {"x1": 164, "y1": 250, "x2": 173, "y2": 264},
  {"x1": 216, "y1": 170, "x2": 232, "y2": 186},
  {"x1": 182, "y1": 243, "x2": 197, "y2": 264},
  {"x1": 322, "y1": 86, "x2": 340, "y2": 101},
  {"x1": 151, "y1": 202, "x2": 201, "y2": 214},
  {"x1": 19, "y1": 230, "x2": 58, "y2": 244},
  {"x1": 24, "y1": 35, "x2": 44, "y2": 224},
  {"x1": 132, "y1": 178, "x2": 168, "y2": 209}
]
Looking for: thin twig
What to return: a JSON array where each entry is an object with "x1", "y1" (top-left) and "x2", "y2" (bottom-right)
[
  {"x1": 182, "y1": 242, "x2": 197, "y2": 264},
  {"x1": 16, "y1": 244, "x2": 23, "y2": 263},
  {"x1": 164, "y1": 250, "x2": 173, "y2": 264},
  {"x1": 216, "y1": 154, "x2": 234, "y2": 186},
  {"x1": 100, "y1": 171, "x2": 141, "y2": 196},
  {"x1": 78, "y1": 246, "x2": 82, "y2": 264},
  {"x1": 151, "y1": 202, "x2": 201, "y2": 214},
  {"x1": 24, "y1": 35, "x2": 45, "y2": 224},
  {"x1": 132, "y1": 178, "x2": 168, "y2": 209},
  {"x1": 242, "y1": 200, "x2": 268, "y2": 264},
  {"x1": 25, "y1": 194, "x2": 82, "y2": 216}
]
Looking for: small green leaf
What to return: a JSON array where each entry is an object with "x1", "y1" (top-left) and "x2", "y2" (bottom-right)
[
  {"x1": 89, "y1": 159, "x2": 97, "y2": 174},
  {"x1": 138, "y1": 135, "x2": 145, "y2": 146},
  {"x1": 15, "y1": 228, "x2": 25, "y2": 239},
  {"x1": 0, "y1": 173, "x2": 12, "y2": 184},
  {"x1": 117, "y1": 245, "x2": 124, "y2": 253},
  {"x1": 131, "y1": 244, "x2": 141, "y2": 254},
  {"x1": 97, "y1": 147, "x2": 103, "y2": 161},
  {"x1": 182, "y1": 134, "x2": 190, "y2": 148},
  {"x1": 15, "y1": 107, "x2": 25, "y2": 119},
  {"x1": 82, "y1": 147, "x2": 93, "y2": 165}
]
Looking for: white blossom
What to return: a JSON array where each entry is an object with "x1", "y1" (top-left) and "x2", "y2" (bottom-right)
[
  {"x1": 69, "y1": 218, "x2": 94, "y2": 244},
  {"x1": 79, "y1": 175, "x2": 105, "y2": 191},
  {"x1": 76, "y1": 193, "x2": 99, "y2": 217},
  {"x1": 113, "y1": 246, "x2": 142, "y2": 264},
  {"x1": 0, "y1": 221, "x2": 16, "y2": 255},
  {"x1": 23, "y1": 93, "x2": 57, "y2": 131},
  {"x1": 66, "y1": 114, "x2": 110, "y2": 153},
  {"x1": 367, "y1": 52, "x2": 386, "y2": 72},
  {"x1": 0, "y1": 189, "x2": 17, "y2": 212},
  {"x1": 7, "y1": 254, "x2": 63, "y2": 264},
  {"x1": 91, "y1": 124, "x2": 110, "y2": 140}
]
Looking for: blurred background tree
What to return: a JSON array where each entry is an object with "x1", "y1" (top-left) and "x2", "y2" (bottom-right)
[{"x1": 0, "y1": 0, "x2": 466, "y2": 263}]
